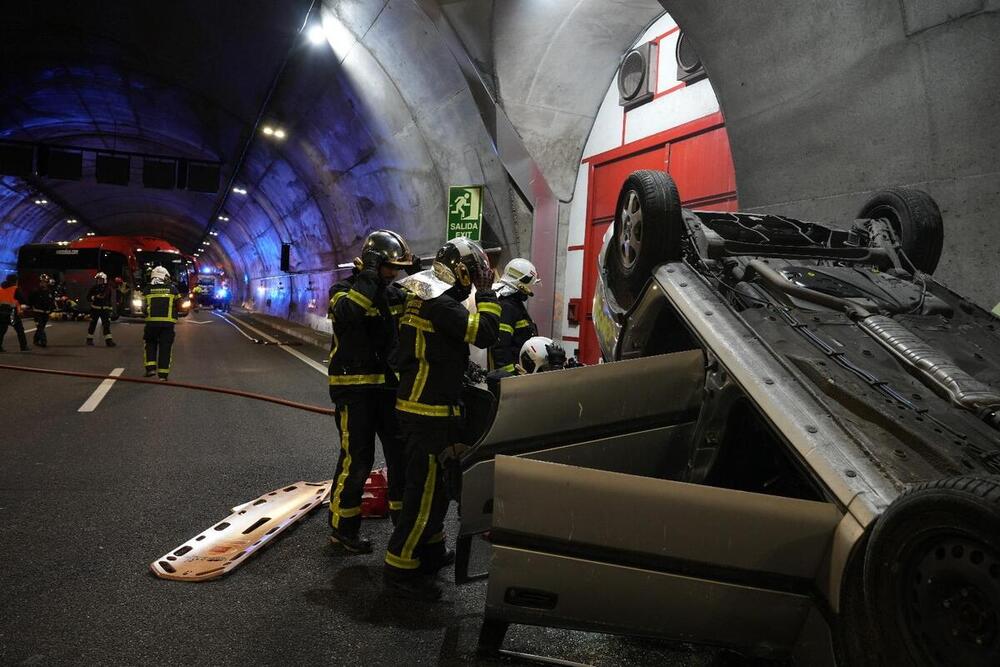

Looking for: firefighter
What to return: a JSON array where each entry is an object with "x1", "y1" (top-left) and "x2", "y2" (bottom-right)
[
  {"x1": 519, "y1": 336, "x2": 570, "y2": 373},
  {"x1": 86, "y1": 272, "x2": 116, "y2": 347},
  {"x1": 28, "y1": 274, "x2": 56, "y2": 348},
  {"x1": 0, "y1": 273, "x2": 30, "y2": 353},
  {"x1": 143, "y1": 266, "x2": 184, "y2": 380},
  {"x1": 327, "y1": 230, "x2": 413, "y2": 553},
  {"x1": 192, "y1": 284, "x2": 204, "y2": 312},
  {"x1": 384, "y1": 237, "x2": 500, "y2": 600},
  {"x1": 488, "y1": 258, "x2": 539, "y2": 375}
]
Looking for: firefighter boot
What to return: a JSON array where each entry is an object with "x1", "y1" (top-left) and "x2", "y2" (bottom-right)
[
  {"x1": 383, "y1": 566, "x2": 442, "y2": 602},
  {"x1": 106, "y1": 339, "x2": 117, "y2": 347},
  {"x1": 328, "y1": 522, "x2": 372, "y2": 554},
  {"x1": 418, "y1": 543, "x2": 456, "y2": 575}
]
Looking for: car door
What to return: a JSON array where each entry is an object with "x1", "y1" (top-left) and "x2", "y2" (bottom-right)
[
  {"x1": 457, "y1": 348, "x2": 706, "y2": 582},
  {"x1": 485, "y1": 455, "x2": 844, "y2": 660}
]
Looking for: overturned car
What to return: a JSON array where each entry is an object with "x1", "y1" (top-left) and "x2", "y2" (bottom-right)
[{"x1": 456, "y1": 171, "x2": 1000, "y2": 666}]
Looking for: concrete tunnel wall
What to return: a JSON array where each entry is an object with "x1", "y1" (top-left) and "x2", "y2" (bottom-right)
[{"x1": 230, "y1": 0, "x2": 531, "y2": 329}]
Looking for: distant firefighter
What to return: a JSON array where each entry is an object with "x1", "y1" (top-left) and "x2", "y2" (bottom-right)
[
  {"x1": 28, "y1": 274, "x2": 57, "y2": 348},
  {"x1": 143, "y1": 266, "x2": 185, "y2": 381},
  {"x1": 86, "y1": 272, "x2": 116, "y2": 347}
]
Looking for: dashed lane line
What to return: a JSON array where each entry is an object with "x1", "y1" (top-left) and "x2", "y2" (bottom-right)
[
  {"x1": 214, "y1": 312, "x2": 327, "y2": 375},
  {"x1": 78, "y1": 367, "x2": 125, "y2": 413}
]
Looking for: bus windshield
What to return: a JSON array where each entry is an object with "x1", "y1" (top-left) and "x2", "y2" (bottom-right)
[{"x1": 136, "y1": 250, "x2": 187, "y2": 284}]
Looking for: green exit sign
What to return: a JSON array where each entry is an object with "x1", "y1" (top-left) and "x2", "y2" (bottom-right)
[{"x1": 447, "y1": 185, "x2": 483, "y2": 241}]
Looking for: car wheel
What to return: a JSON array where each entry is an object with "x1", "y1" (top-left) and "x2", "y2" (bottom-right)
[
  {"x1": 864, "y1": 476, "x2": 1000, "y2": 667},
  {"x1": 606, "y1": 170, "x2": 683, "y2": 308},
  {"x1": 858, "y1": 188, "x2": 943, "y2": 274}
]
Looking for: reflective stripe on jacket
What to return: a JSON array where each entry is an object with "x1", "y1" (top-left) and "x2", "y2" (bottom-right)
[
  {"x1": 145, "y1": 285, "x2": 181, "y2": 323},
  {"x1": 488, "y1": 292, "x2": 536, "y2": 372},
  {"x1": 395, "y1": 289, "x2": 500, "y2": 417},
  {"x1": 327, "y1": 271, "x2": 405, "y2": 393}
]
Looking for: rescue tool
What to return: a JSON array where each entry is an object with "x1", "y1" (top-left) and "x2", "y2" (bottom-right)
[{"x1": 150, "y1": 480, "x2": 332, "y2": 582}]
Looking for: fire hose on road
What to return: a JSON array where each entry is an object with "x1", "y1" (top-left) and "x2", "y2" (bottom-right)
[{"x1": 0, "y1": 363, "x2": 335, "y2": 416}]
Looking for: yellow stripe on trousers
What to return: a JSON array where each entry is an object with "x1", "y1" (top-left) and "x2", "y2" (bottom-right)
[
  {"x1": 400, "y1": 454, "x2": 437, "y2": 563},
  {"x1": 329, "y1": 405, "x2": 352, "y2": 528},
  {"x1": 409, "y1": 329, "x2": 429, "y2": 402}
]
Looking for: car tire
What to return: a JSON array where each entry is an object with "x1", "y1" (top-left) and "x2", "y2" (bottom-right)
[
  {"x1": 863, "y1": 476, "x2": 1000, "y2": 667},
  {"x1": 606, "y1": 170, "x2": 683, "y2": 308},
  {"x1": 858, "y1": 188, "x2": 943, "y2": 274}
]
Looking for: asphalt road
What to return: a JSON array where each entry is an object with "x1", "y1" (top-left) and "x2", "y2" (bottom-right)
[{"x1": 0, "y1": 311, "x2": 776, "y2": 666}]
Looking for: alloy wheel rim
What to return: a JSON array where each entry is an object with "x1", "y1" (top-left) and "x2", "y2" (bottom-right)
[{"x1": 618, "y1": 190, "x2": 643, "y2": 269}]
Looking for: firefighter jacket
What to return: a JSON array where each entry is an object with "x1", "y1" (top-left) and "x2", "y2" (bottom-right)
[
  {"x1": 145, "y1": 284, "x2": 182, "y2": 324},
  {"x1": 327, "y1": 270, "x2": 405, "y2": 396},
  {"x1": 489, "y1": 292, "x2": 536, "y2": 373},
  {"x1": 88, "y1": 284, "x2": 116, "y2": 311},
  {"x1": 395, "y1": 288, "x2": 501, "y2": 418},
  {"x1": 29, "y1": 287, "x2": 56, "y2": 313}
]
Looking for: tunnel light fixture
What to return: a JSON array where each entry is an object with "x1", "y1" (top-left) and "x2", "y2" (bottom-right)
[
  {"x1": 218, "y1": 215, "x2": 229, "y2": 221},
  {"x1": 86, "y1": 232, "x2": 95, "y2": 236},
  {"x1": 261, "y1": 125, "x2": 286, "y2": 140},
  {"x1": 210, "y1": 231, "x2": 219, "y2": 237},
  {"x1": 34, "y1": 199, "x2": 48, "y2": 205},
  {"x1": 306, "y1": 24, "x2": 325, "y2": 45},
  {"x1": 66, "y1": 218, "x2": 78, "y2": 224},
  {"x1": 232, "y1": 186, "x2": 247, "y2": 195}
]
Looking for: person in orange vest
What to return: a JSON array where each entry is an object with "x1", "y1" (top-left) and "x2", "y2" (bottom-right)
[{"x1": 0, "y1": 273, "x2": 31, "y2": 353}]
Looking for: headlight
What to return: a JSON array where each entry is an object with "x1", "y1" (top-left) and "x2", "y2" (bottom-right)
[
  {"x1": 132, "y1": 298, "x2": 143, "y2": 309},
  {"x1": 181, "y1": 299, "x2": 192, "y2": 309}
]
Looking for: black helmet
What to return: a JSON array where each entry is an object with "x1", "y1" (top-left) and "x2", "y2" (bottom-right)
[
  {"x1": 362, "y1": 230, "x2": 413, "y2": 269},
  {"x1": 432, "y1": 237, "x2": 491, "y2": 294}
]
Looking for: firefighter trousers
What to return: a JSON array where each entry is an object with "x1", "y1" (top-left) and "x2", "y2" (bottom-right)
[
  {"x1": 329, "y1": 388, "x2": 405, "y2": 536},
  {"x1": 0, "y1": 308, "x2": 28, "y2": 350},
  {"x1": 144, "y1": 324, "x2": 175, "y2": 379},
  {"x1": 384, "y1": 415, "x2": 457, "y2": 572},
  {"x1": 87, "y1": 309, "x2": 113, "y2": 341},
  {"x1": 33, "y1": 312, "x2": 49, "y2": 345}
]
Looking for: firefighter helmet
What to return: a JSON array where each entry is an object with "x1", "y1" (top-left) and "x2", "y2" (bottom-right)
[
  {"x1": 498, "y1": 258, "x2": 540, "y2": 296},
  {"x1": 519, "y1": 336, "x2": 566, "y2": 374},
  {"x1": 361, "y1": 229, "x2": 414, "y2": 269},
  {"x1": 432, "y1": 237, "x2": 492, "y2": 295},
  {"x1": 94, "y1": 272, "x2": 107, "y2": 283},
  {"x1": 150, "y1": 266, "x2": 170, "y2": 284}
]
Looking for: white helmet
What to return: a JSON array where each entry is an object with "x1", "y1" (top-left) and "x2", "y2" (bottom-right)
[
  {"x1": 150, "y1": 266, "x2": 170, "y2": 284},
  {"x1": 519, "y1": 336, "x2": 566, "y2": 374},
  {"x1": 94, "y1": 272, "x2": 107, "y2": 282},
  {"x1": 497, "y1": 258, "x2": 540, "y2": 297}
]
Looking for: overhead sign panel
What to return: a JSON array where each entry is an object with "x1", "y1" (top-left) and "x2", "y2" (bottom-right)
[{"x1": 447, "y1": 185, "x2": 483, "y2": 241}]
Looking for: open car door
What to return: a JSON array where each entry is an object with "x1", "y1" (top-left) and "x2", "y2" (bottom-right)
[
  {"x1": 480, "y1": 455, "x2": 845, "y2": 662},
  {"x1": 456, "y1": 351, "x2": 706, "y2": 583}
]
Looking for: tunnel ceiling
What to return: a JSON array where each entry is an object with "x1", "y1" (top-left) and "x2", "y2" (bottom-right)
[{"x1": 0, "y1": 0, "x2": 311, "y2": 266}]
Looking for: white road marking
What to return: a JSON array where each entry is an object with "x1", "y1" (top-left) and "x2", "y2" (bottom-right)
[
  {"x1": 184, "y1": 319, "x2": 214, "y2": 325},
  {"x1": 78, "y1": 367, "x2": 125, "y2": 413},
  {"x1": 215, "y1": 313, "x2": 327, "y2": 375},
  {"x1": 23, "y1": 327, "x2": 36, "y2": 334}
]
